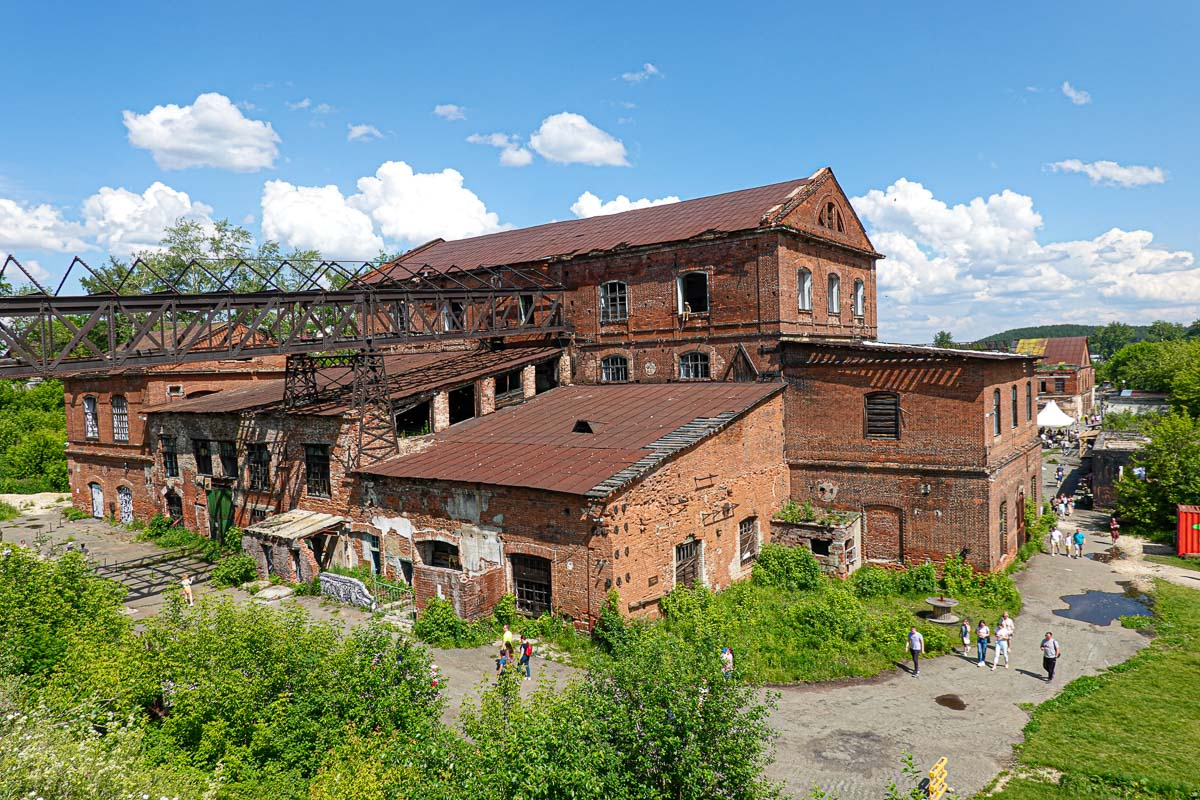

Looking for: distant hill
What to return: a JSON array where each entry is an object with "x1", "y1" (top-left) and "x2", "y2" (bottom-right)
[{"x1": 977, "y1": 324, "x2": 1152, "y2": 343}]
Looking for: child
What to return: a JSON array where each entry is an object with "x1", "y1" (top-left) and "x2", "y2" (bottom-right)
[{"x1": 959, "y1": 618, "x2": 971, "y2": 655}]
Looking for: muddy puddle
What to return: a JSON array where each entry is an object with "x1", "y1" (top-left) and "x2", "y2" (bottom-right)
[
  {"x1": 934, "y1": 694, "x2": 967, "y2": 710},
  {"x1": 1053, "y1": 590, "x2": 1151, "y2": 626}
]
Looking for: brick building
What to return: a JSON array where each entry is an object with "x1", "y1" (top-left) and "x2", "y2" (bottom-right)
[
  {"x1": 1015, "y1": 337, "x2": 1095, "y2": 418},
  {"x1": 1091, "y1": 430, "x2": 1149, "y2": 511}
]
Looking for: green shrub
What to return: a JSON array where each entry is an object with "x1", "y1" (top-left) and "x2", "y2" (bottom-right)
[
  {"x1": 0, "y1": 500, "x2": 18, "y2": 521},
  {"x1": 592, "y1": 589, "x2": 628, "y2": 653},
  {"x1": 753, "y1": 543, "x2": 823, "y2": 591},
  {"x1": 62, "y1": 506, "x2": 89, "y2": 521},
  {"x1": 210, "y1": 553, "x2": 258, "y2": 588},
  {"x1": 897, "y1": 562, "x2": 938, "y2": 596},
  {"x1": 775, "y1": 499, "x2": 817, "y2": 523},
  {"x1": 850, "y1": 564, "x2": 897, "y2": 598},
  {"x1": 492, "y1": 592, "x2": 519, "y2": 627},
  {"x1": 413, "y1": 597, "x2": 491, "y2": 648},
  {"x1": 790, "y1": 587, "x2": 867, "y2": 644}
]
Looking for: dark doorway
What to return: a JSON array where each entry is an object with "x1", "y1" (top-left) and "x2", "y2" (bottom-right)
[
  {"x1": 675, "y1": 539, "x2": 701, "y2": 587},
  {"x1": 449, "y1": 385, "x2": 476, "y2": 424},
  {"x1": 679, "y1": 272, "x2": 709, "y2": 314},
  {"x1": 396, "y1": 399, "x2": 433, "y2": 437},
  {"x1": 535, "y1": 361, "x2": 558, "y2": 394},
  {"x1": 511, "y1": 554, "x2": 552, "y2": 615}
]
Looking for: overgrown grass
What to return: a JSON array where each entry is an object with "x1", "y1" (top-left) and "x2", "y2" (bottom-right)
[
  {"x1": 1145, "y1": 553, "x2": 1200, "y2": 572},
  {"x1": 985, "y1": 581, "x2": 1200, "y2": 799},
  {"x1": 0, "y1": 500, "x2": 18, "y2": 522},
  {"x1": 134, "y1": 513, "x2": 241, "y2": 563}
]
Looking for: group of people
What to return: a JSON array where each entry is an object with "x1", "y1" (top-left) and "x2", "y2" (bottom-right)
[
  {"x1": 907, "y1": 615, "x2": 1063, "y2": 681},
  {"x1": 1049, "y1": 525, "x2": 1087, "y2": 558},
  {"x1": 1052, "y1": 492, "x2": 1075, "y2": 518},
  {"x1": 495, "y1": 624, "x2": 535, "y2": 680}
]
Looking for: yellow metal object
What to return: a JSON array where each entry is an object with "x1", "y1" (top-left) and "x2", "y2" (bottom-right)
[{"x1": 927, "y1": 756, "x2": 948, "y2": 800}]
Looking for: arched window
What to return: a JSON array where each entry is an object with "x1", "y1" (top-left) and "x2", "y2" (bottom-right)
[
  {"x1": 600, "y1": 354, "x2": 629, "y2": 383},
  {"x1": 599, "y1": 281, "x2": 628, "y2": 323},
  {"x1": 993, "y1": 389, "x2": 1002, "y2": 436},
  {"x1": 864, "y1": 392, "x2": 900, "y2": 439},
  {"x1": 112, "y1": 395, "x2": 129, "y2": 442},
  {"x1": 797, "y1": 268, "x2": 813, "y2": 311},
  {"x1": 818, "y1": 201, "x2": 845, "y2": 232},
  {"x1": 1026, "y1": 382, "x2": 1033, "y2": 421},
  {"x1": 679, "y1": 351, "x2": 711, "y2": 380},
  {"x1": 852, "y1": 279, "x2": 865, "y2": 317},
  {"x1": 676, "y1": 272, "x2": 709, "y2": 314},
  {"x1": 827, "y1": 273, "x2": 841, "y2": 314},
  {"x1": 83, "y1": 396, "x2": 99, "y2": 439},
  {"x1": 88, "y1": 482, "x2": 103, "y2": 518},
  {"x1": 1011, "y1": 386, "x2": 1018, "y2": 428}
]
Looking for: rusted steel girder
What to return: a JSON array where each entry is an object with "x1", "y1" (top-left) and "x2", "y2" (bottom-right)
[{"x1": 0, "y1": 255, "x2": 568, "y2": 377}]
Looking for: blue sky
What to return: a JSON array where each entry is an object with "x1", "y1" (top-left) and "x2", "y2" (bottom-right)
[{"x1": 2, "y1": 1, "x2": 1197, "y2": 341}]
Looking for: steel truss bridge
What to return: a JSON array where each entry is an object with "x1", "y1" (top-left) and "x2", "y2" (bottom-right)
[{"x1": 0, "y1": 254, "x2": 567, "y2": 378}]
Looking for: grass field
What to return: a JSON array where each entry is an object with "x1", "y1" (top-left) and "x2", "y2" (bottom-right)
[
  {"x1": 1144, "y1": 553, "x2": 1200, "y2": 572},
  {"x1": 983, "y1": 580, "x2": 1200, "y2": 798}
]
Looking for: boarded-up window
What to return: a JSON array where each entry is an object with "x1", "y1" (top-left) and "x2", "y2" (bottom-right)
[
  {"x1": 83, "y1": 396, "x2": 99, "y2": 439},
  {"x1": 112, "y1": 396, "x2": 129, "y2": 441},
  {"x1": 675, "y1": 539, "x2": 701, "y2": 587},
  {"x1": 739, "y1": 517, "x2": 759, "y2": 563},
  {"x1": 1000, "y1": 501, "x2": 1008, "y2": 553},
  {"x1": 865, "y1": 392, "x2": 900, "y2": 439}
]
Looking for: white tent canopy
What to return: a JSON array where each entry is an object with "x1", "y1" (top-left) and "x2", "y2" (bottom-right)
[{"x1": 1038, "y1": 400, "x2": 1075, "y2": 428}]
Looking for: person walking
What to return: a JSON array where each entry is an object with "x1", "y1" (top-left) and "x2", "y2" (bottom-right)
[
  {"x1": 721, "y1": 646, "x2": 735, "y2": 678},
  {"x1": 1110, "y1": 516, "x2": 1121, "y2": 545},
  {"x1": 1066, "y1": 497, "x2": 1074, "y2": 517},
  {"x1": 1072, "y1": 529, "x2": 1086, "y2": 559},
  {"x1": 180, "y1": 573, "x2": 194, "y2": 607},
  {"x1": 975, "y1": 619, "x2": 991, "y2": 667},
  {"x1": 519, "y1": 635, "x2": 533, "y2": 681},
  {"x1": 1050, "y1": 525, "x2": 1063, "y2": 556},
  {"x1": 495, "y1": 648, "x2": 510, "y2": 679},
  {"x1": 959, "y1": 618, "x2": 972, "y2": 655},
  {"x1": 907, "y1": 627, "x2": 925, "y2": 676},
  {"x1": 502, "y1": 624, "x2": 515, "y2": 651},
  {"x1": 1055, "y1": 465, "x2": 1065, "y2": 485},
  {"x1": 1041, "y1": 632, "x2": 1061, "y2": 681},
  {"x1": 992, "y1": 616, "x2": 1011, "y2": 670}
]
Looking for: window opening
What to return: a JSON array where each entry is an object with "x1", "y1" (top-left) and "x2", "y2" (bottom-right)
[
  {"x1": 193, "y1": 439, "x2": 213, "y2": 476},
  {"x1": 675, "y1": 539, "x2": 702, "y2": 587},
  {"x1": 853, "y1": 279, "x2": 865, "y2": 317},
  {"x1": 600, "y1": 355, "x2": 629, "y2": 383},
  {"x1": 797, "y1": 268, "x2": 813, "y2": 311},
  {"x1": 512, "y1": 554, "x2": 552, "y2": 615},
  {"x1": 865, "y1": 392, "x2": 901, "y2": 439},
  {"x1": 112, "y1": 396, "x2": 129, "y2": 442},
  {"x1": 679, "y1": 351, "x2": 711, "y2": 381},
  {"x1": 249, "y1": 507, "x2": 267, "y2": 524},
  {"x1": 810, "y1": 538, "x2": 831, "y2": 557},
  {"x1": 368, "y1": 534, "x2": 382, "y2": 575},
  {"x1": 1026, "y1": 382, "x2": 1033, "y2": 421},
  {"x1": 676, "y1": 272, "x2": 709, "y2": 314},
  {"x1": 218, "y1": 440, "x2": 237, "y2": 477},
  {"x1": 247, "y1": 442, "x2": 271, "y2": 491},
  {"x1": 739, "y1": 517, "x2": 759, "y2": 563},
  {"x1": 494, "y1": 369, "x2": 523, "y2": 404},
  {"x1": 827, "y1": 273, "x2": 841, "y2": 314},
  {"x1": 442, "y1": 300, "x2": 465, "y2": 332},
  {"x1": 599, "y1": 281, "x2": 628, "y2": 323},
  {"x1": 166, "y1": 384, "x2": 184, "y2": 397},
  {"x1": 518, "y1": 294, "x2": 536, "y2": 325},
  {"x1": 1054, "y1": 378, "x2": 1066, "y2": 394},
  {"x1": 1040, "y1": 380, "x2": 1047, "y2": 393},
  {"x1": 449, "y1": 385, "x2": 476, "y2": 424},
  {"x1": 421, "y1": 540, "x2": 461, "y2": 570},
  {"x1": 819, "y1": 201, "x2": 845, "y2": 232},
  {"x1": 166, "y1": 490, "x2": 183, "y2": 524},
  {"x1": 83, "y1": 396, "x2": 99, "y2": 439},
  {"x1": 304, "y1": 444, "x2": 331, "y2": 498},
  {"x1": 395, "y1": 400, "x2": 433, "y2": 436},
  {"x1": 992, "y1": 390, "x2": 1002, "y2": 436},
  {"x1": 1011, "y1": 387, "x2": 1018, "y2": 428},
  {"x1": 161, "y1": 436, "x2": 179, "y2": 478},
  {"x1": 535, "y1": 360, "x2": 558, "y2": 393},
  {"x1": 1000, "y1": 501, "x2": 1009, "y2": 553},
  {"x1": 117, "y1": 486, "x2": 133, "y2": 524}
]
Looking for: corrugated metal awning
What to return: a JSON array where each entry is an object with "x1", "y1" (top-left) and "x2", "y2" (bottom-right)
[{"x1": 245, "y1": 508, "x2": 346, "y2": 541}]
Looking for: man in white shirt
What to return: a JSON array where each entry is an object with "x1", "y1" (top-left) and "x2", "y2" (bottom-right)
[
  {"x1": 992, "y1": 615, "x2": 1013, "y2": 670},
  {"x1": 908, "y1": 626, "x2": 925, "y2": 677},
  {"x1": 1050, "y1": 526, "x2": 1063, "y2": 556}
]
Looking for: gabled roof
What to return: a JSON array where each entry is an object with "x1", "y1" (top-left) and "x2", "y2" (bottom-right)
[
  {"x1": 1016, "y1": 336, "x2": 1090, "y2": 367},
  {"x1": 361, "y1": 382, "x2": 784, "y2": 497},
  {"x1": 379, "y1": 169, "x2": 878, "y2": 275}
]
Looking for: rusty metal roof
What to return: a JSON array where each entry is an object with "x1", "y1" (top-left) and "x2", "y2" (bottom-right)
[
  {"x1": 1017, "y1": 336, "x2": 1090, "y2": 367},
  {"x1": 245, "y1": 508, "x2": 345, "y2": 540},
  {"x1": 145, "y1": 347, "x2": 561, "y2": 415},
  {"x1": 783, "y1": 338, "x2": 1035, "y2": 361},
  {"x1": 381, "y1": 178, "x2": 815, "y2": 274},
  {"x1": 361, "y1": 382, "x2": 784, "y2": 497}
]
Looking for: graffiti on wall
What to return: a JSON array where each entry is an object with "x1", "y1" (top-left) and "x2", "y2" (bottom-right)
[{"x1": 319, "y1": 572, "x2": 376, "y2": 610}]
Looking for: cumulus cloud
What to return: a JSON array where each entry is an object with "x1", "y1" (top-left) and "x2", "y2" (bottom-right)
[
  {"x1": 1061, "y1": 81, "x2": 1092, "y2": 105},
  {"x1": 0, "y1": 197, "x2": 89, "y2": 252},
  {"x1": 851, "y1": 179, "x2": 1196, "y2": 342},
  {"x1": 434, "y1": 104, "x2": 466, "y2": 121},
  {"x1": 349, "y1": 161, "x2": 507, "y2": 243},
  {"x1": 286, "y1": 98, "x2": 312, "y2": 110},
  {"x1": 261, "y1": 180, "x2": 383, "y2": 259},
  {"x1": 1048, "y1": 159, "x2": 1165, "y2": 188},
  {"x1": 570, "y1": 191, "x2": 680, "y2": 218},
  {"x1": 621, "y1": 63, "x2": 661, "y2": 82},
  {"x1": 123, "y1": 92, "x2": 280, "y2": 171},
  {"x1": 529, "y1": 113, "x2": 628, "y2": 166},
  {"x1": 467, "y1": 133, "x2": 533, "y2": 167},
  {"x1": 347, "y1": 123, "x2": 383, "y2": 142},
  {"x1": 82, "y1": 182, "x2": 215, "y2": 257}
]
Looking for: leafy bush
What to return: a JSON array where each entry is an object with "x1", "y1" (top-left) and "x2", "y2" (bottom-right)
[
  {"x1": 62, "y1": 506, "x2": 90, "y2": 521},
  {"x1": 896, "y1": 562, "x2": 938, "y2": 596},
  {"x1": 492, "y1": 591, "x2": 519, "y2": 626},
  {"x1": 0, "y1": 500, "x2": 18, "y2": 522},
  {"x1": 413, "y1": 597, "x2": 492, "y2": 648},
  {"x1": 753, "y1": 543, "x2": 822, "y2": 591},
  {"x1": 775, "y1": 499, "x2": 817, "y2": 523},
  {"x1": 790, "y1": 587, "x2": 867, "y2": 644},
  {"x1": 210, "y1": 553, "x2": 258, "y2": 588},
  {"x1": 850, "y1": 564, "x2": 897, "y2": 598},
  {"x1": 593, "y1": 589, "x2": 628, "y2": 654}
]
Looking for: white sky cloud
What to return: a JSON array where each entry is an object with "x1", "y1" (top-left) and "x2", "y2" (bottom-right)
[
  {"x1": 82, "y1": 182, "x2": 215, "y2": 257},
  {"x1": 621, "y1": 63, "x2": 661, "y2": 82},
  {"x1": 286, "y1": 98, "x2": 312, "y2": 110},
  {"x1": 123, "y1": 92, "x2": 280, "y2": 171},
  {"x1": 1048, "y1": 159, "x2": 1165, "y2": 188},
  {"x1": 434, "y1": 104, "x2": 466, "y2": 121},
  {"x1": 0, "y1": 197, "x2": 89, "y2": 252},
  {"x1": 852, "y1": 178, "x2": 1196, "y2": 343},
  {"x1": 261, "y1": 180, "x2": 383, "y2": 259},
  {"x1": 1061, "y1": 81, "x2": 1092, "y2": 106},
  {"x1": 570, "y1": 191, "x2": 680, "y2": 218},
  {"x1": 349, "y1": 161, "x2": 508, "y2": 243},
  {"x1": 529, "y1": 112, "x2": 628, "y2": 166},
  {"x1": 347, "y1": 123, "x2": 383, "y2": 142},
  {"x1": 467, "y1": 133, "x2": 533, "y2": 167}
]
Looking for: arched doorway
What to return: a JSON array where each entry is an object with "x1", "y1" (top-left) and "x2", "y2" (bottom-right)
[
  {"x1": 117, "y1": 486, "x2": 134, "y2": 524},
  {"x1": 88, "y1": 483, "x2": 104, "y2": 519}
]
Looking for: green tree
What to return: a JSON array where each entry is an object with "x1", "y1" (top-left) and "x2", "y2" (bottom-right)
[
  {"x1": 933, "y1": 330, "x2": 954, "y2": 348},
  {"x1": 1100, "y1": 339, "x2": 1200, "y2": 392},
  {"x1": 1146, "y1": 319, "x2": 1187, "y2": 343},
  {"x1": 1115, "y1": 411, "x2": 1200, "y2": 539},
  {"x1": 1093, "y1": 321, "x2": 1136, "y2": 358}
]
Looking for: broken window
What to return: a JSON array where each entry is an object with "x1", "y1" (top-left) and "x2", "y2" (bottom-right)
[
  {"x1": 1055, "y1": 378, "x2": 1066, "y2": 394},
  {"x1": 449, "y1": 384, "x2": 476, "y2": 424},
  {"x1": 368, "y1": 534, "x2": 382, "y2": 575},
  {"x1": 166, "y1": 384, "x2": 184, "y2": 397},
  {"x1": 675, "y1": 539, "x2": 701, "y2": 588},
  {"x1": 161, "y1": 436, "x2": 179, "y2": 478},
  {"x1": 518, "y1": 294, "x2": 536, "y2": 325},
  {"x1": 112, "y1": 396, "x2": 129, "y2": 442},
  {"x1": 218, "y1": 440, "x2": 237, "y2": 477},
  {"x1": 797, "y1": 268, "x2": 813, "y2": 311},
  {"x1": 442, "y1": 300, "x2": 465, "y2": 332},
  {"x1": 1026, "y1": 382, "x2": 1033, "y2": 421},
  {"x1": 395, "y1": 399, "x2": 433, "y2": 436},
  {"x1": 599, "y1": 281, "x2": 628, "y2": 323},
  {"x1": 993, "y1": 389, "x2": 1002, "y2": 436},
  {"x1": 422, "y1": 540, "x2": 461, "y2": 570},
  {"x1": 304, "y1": 444, "x2": 331, "y2": 498},
  {"x1": 601, "y1": 354, "x2": 629, "y2": 383},
  {"x1": 739, "y1": 517, "x2": 759, "y2": 563},
  {"x1": 495, "y1": 368, "x2": 523, "y2": 401},
  {"x1": 810, "y1": 538, "x2": 832, "y2": 557},
  {"x1": 679, "y1": 351, "x2": 711, "y2": 381},
  {"x1": 1000, "y1": 501, "x2": 1008, "y2": 553},
  {"x1": 165, "y1": 490, "x2": 183, "y2": 524},
  {"x1": 511, "y1": 554, "x2": 552, "y2": 615},
  {"x1": 247, "y1": 442, "x2": 270, "y2": 491},
  {"x1": 83, "y1": 396, "x2": 99, "y2": 439},
  {"x1": 827, "y1": 273, "x2": 841, "y2": 314},
  {"x1": 865, "y1": 392, "x2": 900, "y2": 439},
  {"x1": 1011, "y1": 386, "x2": 1018, "y2": 428},
  {"x1": 818, "y1": 201, "x2": 845, "y2": 232},
  {"x1": 676, "y1": 272, "x2": 709, "y2": 314},
  {"x1": 249, "y1": 507, "x2": 267, "y2": 524},
  {"x1": 853, "y1": 279, "x2": 865, "y2": 317},
  {"x1": 193, "y1": 439, "x2": 213, "y2": 476},
  {"x1": 535, "y1": 360, "x2": 558, "y2": 393}
]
